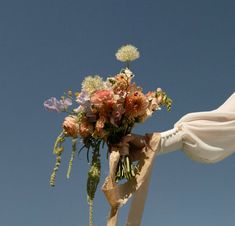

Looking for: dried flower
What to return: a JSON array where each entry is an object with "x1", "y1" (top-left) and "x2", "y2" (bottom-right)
[
  {"x1": 116, "y1": 44, "x2": 140, "y2": 62},
  {"x1": 63, "y1": 116, "x2": 79, "y2": 137}
]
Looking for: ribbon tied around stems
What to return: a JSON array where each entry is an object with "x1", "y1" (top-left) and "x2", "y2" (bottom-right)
[{"x1": 102, "y1": 133, "x2": 161, "y2": 226}]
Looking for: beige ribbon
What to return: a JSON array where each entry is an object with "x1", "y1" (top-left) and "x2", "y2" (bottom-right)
[{"x1": 102, "y1": 133, "x2": 161, "y2": 226}]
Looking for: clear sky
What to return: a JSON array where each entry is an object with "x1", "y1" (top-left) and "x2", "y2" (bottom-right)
[{"x1": 0, "y1": 0, "x2": 235, "y2": 226}]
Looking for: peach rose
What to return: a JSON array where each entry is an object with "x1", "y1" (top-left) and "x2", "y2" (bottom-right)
[
  {"x1": 79, "y1": 119, "x2": 94, "y2": 138},
  {"x1": 95, "y1": 115, "x2": 106, "y2": 131},
  {"x1": 91, "y1": 90, "x2": 116, "y2": 113},
  {"x1": 63, "y1": 116, "x2": 79, "y2": 137}
]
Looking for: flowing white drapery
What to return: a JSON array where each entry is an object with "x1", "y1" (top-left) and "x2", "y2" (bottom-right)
[{"x1": 160, "y1": 92, "x2": 235, "y2": 162}]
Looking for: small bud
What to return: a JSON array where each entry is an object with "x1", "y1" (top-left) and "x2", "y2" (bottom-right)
[
  {"x1": 68, "y1": 90, "x2": 73, "y2": 96},
  {"x1": 156, "y1": 88, "x2": 162, "y2": 92}
]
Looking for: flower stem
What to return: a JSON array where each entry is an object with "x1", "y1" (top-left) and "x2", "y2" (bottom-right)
[{"x1": 89, "y1": 200, "x2": 93, "y2": 226}]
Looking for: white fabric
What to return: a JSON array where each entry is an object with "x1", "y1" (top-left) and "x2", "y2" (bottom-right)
[{"x1": 160, "y1": 93, "x2": 235, "y2": 163}]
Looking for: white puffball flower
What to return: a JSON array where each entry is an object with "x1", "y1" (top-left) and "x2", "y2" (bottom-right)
[
  {"x1": 115, "y1": 44, "x2": 140, "y2": 62},
  {"x1": 81, "y1": 75, "x2": 105, "y2": 95}
]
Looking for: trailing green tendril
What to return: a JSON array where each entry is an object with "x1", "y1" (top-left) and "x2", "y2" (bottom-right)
[
  {"x1": 67, "y1": 138, "x2": 78, "y2": 179},
  {"x1": 53, "y1": 132, "x2": 65, "y2": 154},
  {"x1": 50, "y1": 132, "x2": 65, "y2": 187}
]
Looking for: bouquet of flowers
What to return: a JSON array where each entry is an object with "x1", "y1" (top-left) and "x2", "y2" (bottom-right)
[{"x1": 44, "y1": 44, "x2": 172, "y2": 226}]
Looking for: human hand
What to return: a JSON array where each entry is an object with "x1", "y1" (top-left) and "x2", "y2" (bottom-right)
[{"x1": 116, "y1": 133, "x2": 151, "y2": 161}]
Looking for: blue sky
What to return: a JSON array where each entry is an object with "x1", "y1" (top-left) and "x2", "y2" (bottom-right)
[{"x1": 0, "y1": 0, "x2": 235, "y2": 225}]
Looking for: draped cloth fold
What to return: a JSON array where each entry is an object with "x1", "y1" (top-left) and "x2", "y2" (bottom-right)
[
  {"x1": 159, "y1": 93, "x2": 235, "y2": 163},
  {"x1": 102, "y1": 134, "x2": 161, "y2": 226}
]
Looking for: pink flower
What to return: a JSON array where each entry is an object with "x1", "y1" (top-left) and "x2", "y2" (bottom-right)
[
  {"x1": 91, "y1": 90, "x2": 116, "y2": 114},
  {"x1": 110, "y1": 104, "x2": 125, "y2": 126},
  {"x1": 90, "y1": 115, "x2": 108, "y2": 139}
]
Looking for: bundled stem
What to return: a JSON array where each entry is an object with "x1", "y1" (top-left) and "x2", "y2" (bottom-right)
[
  {"x1": 115, "y1": 155, "x2": 136, "y2": 182},
  {"x1": 88, "y1": 199, "x2": 94, "y2": 226}
]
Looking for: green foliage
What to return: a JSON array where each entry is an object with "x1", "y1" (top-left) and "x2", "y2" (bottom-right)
[
  {"x1": 156, "y1": 90, "x2": 173, "y2": 111},
  {"x1": 53, "y1": 132, "x2": 65, "y2": 154},
  {"x1": 66, "y1": 138, "x2": 78, "y2": 179},
  {"x1": 50, "y1": 132, "x2": 66, "y2": 187}
]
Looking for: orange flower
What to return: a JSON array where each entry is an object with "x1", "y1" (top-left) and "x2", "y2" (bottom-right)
[
  {"x1": 112, "y1": 75, "x2": 129, "y2": 94},
  {"x1": 125, "y1": 91, "x2": 148, "y2": 118},
  {"x1": 63, "y1": 116, "x2": 79, "y2": 137},
  {"x1": 79, "y1": 118, "x2": 94, "y2": 138},
  {"x1": 115, "y1": 73, "x2": 127, "y2": 82},
  {"x1": 91, "y1": 90, "x2": 116, "y2": 115},
  {"x1": 95, "y1": 115, "x2": 106, "y2": 131},
  {"x1": 110, "y1": 103, "x2": 125, "y2": 126}
]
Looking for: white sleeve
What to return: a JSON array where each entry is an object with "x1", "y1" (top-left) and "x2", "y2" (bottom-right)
[{"x1": 159, "y1": 93, "x2": 235, "y2": 163}]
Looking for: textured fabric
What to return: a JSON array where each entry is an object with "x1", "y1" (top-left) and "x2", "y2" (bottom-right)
[{"x1": 160, "y1": 93, "x2": 235, "y2": 163}]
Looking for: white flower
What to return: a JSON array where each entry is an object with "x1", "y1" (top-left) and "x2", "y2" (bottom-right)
[
  {"x1": 81, "y1": 75, "x2": 105, "y2": 94},
  {"x1": 73, "y1": 105, "x2": 83, "y2": 113},
  {"x1": 124, "y1": 68, "x2": 134, "y2": 78},
  {"x1": 115, "y1": 44, "x2": 140, "y2": 62}
]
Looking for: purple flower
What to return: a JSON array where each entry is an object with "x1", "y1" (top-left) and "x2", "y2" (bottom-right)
[
  {"x1": 76, "y1": 91, "x2": 91, "y2": 109},
  {"x1": 76, "y1": 91, "x2": 97, "y2": 122},
  {"x1": 76, "y1": 91, "x2": 89, "y2": 104},
  {"x1": 44, "y1": 97, "x2": 72, "y2": 113},
  {"x1": 62, "y1": 98, "x2": 72, "y2": 107}
]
